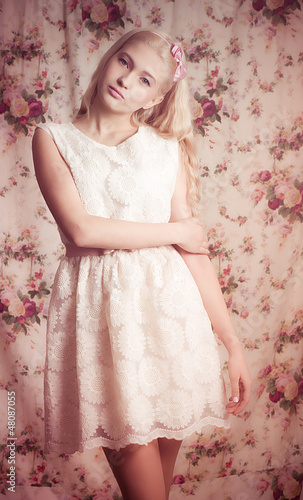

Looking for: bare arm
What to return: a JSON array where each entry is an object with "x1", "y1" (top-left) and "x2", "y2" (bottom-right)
[
  {"x1": 32, "y1": 128, "x2": 208, "y2": 253},
  {"x1": 170, "y1": 150, "x2": 252, "y2": 415}
]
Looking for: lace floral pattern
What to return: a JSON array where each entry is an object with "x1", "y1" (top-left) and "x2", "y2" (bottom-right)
[{"x1": 41, "y1": 122, "x2": 230, "y2": 453}]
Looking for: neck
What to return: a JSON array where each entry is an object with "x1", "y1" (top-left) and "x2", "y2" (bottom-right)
[{"x1": 87, "y1": 97, "x2": 136, "y2": 135}]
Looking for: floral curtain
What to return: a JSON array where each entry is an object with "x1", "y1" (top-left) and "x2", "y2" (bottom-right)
[{"x1": 0, "y1": 0, "x2": 303, "y2": 499}]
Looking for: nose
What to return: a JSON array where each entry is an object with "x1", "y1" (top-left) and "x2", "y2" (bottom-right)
[{"x1": 117, "y1": 76, "x2": 127, "y2": 89}]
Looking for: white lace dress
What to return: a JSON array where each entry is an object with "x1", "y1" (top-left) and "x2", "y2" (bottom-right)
[{"x1": 40, "y1": 122, "x2": 230, "y2": 453}]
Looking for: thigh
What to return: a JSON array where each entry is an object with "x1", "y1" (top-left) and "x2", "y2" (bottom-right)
[
  {"x1": 158, "y1": 438, "x2": 182, "y2": 496},
  {"x1": 103, "y1": 441, "x2": 166, "y2": 500}
]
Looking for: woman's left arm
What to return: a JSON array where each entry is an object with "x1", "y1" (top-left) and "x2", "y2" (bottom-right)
[{"x1": 170, "y1": 150, "x2": 252, "y2": 415}]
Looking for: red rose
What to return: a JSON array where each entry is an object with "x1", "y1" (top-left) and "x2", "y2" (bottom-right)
[
  {"x1": 269, "y1": 391, "x2": 282, "y2": 403},
  {"x1": 194, "y1": 117, "x2": 204, "y2": 128},
  {"x1": 201, "y1": 98, "x2": 216, "y2": 118},
  {"x1": 82, "y1": 9, "x2": 89, "y2": 21},
  {"x1": 27, "y1": 98, "x2": 43, "y2": 118},
  {"x1": 23, "y1": 299, "x2": 36, "y2": 317},
  {"x1": 107, "y1": 2, "x2": 120, "y2": 21},
  {"x1": 268, "y1": 198, "x2": 280, "y2": 210},
  {"x1": 273, "y1": 489, "x2": 282, "y2": 499},
  {"x1": 252, "y1": 0, "x2": 265, "y2": 11},
  {"x1": 297, "y1": 379, "x2": 303, "y2": 395},
  {"x1": 0, "y1": 302, "x2": 5, "y2": 313},
  {"x1": 18, "y1": 116, "x2": 28, "y2": 124},
  {"x1": 0, "y1": 102, "x2": 8, "y2": 114},
  {"x1": 18, "y1": 315, "x2": 26, "y2": 324}
]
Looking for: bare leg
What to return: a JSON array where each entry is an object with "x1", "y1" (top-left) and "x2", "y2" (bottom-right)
[
  {"x1": 103, "y1": 440, "x2": 166, "y2": 500},
  {"x1": 157, "y1": 438, "x2": 182, "y2": 500}
]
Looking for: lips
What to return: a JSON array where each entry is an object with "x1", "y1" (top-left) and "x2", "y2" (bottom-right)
[{"x1": 108, "y1": 86, "x2": 124, "y2": 99}]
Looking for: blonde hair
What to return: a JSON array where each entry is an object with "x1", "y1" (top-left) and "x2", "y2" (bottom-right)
[{"x1": 77, "y1": 29, "x2": 201, "y2": 216}]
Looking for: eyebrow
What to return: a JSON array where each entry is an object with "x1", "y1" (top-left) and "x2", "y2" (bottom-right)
[{"x1": 119, "y1": 51, "x2": 157, "y2": 84}]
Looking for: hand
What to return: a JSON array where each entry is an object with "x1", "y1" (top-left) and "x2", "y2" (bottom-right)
[
  {"x1": 176, "y1": 217, "x2": 209, "y2": 254},
  {"x1": 226, "y1": 344, "x2": 252, "y2": 416}
]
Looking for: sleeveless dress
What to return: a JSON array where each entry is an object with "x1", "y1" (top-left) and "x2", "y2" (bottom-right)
[{"x1": 40, "y1": 122, "x2": 230, "y2": 453}]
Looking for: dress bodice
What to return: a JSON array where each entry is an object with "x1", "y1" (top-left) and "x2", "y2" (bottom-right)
[{"x1": 40, "y1": 122, "x2": 179, "y2": 230}]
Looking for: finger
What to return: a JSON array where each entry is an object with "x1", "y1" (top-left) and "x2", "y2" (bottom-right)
[
  {"x1": 233, "y1": 382, "x2": 251, "y2": 415},
  {"x1": 230, "y1": 378, "x2": 240, "y2": 404}
]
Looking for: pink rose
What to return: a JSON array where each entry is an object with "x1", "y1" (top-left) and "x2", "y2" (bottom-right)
[
  {"x1": 274, "y1": 181, "x2": 292, "y2": 200},
  {"x1": 251, "y1": 189, "x2": 265, "y2": 202},
  {"x1": 240, "y1": 309, "x2": 249, "y2": 319},
  {"x1": 4, "y1": 331, "x2": 16, "y2": 343},
  {"x1": 0, "y1": 289, "x2": 16, "y2": 306},
  {"x1": 90, "y1": 3, "x2": 108, "y2": 23},
  {"x1": 279, "y1": 224, "x2": 292, "y2": 235},
  {"x1": 283, "y1": 188, "x2": 302, "y2": 209},
  {"x1": 259, "y1": 170, "x2": 271, "y2": 181},
  {"x1": 282, "y1": 477, "x2": 300, "y2": 499},
  {"x1": 87, "y1": 39, "x2": 99, "y2": 51},
  {"x1": 257, "y1": 383, "x2": 266, "y2": 396},
  {"x1": 266, "y1": 0, "x2": 284, "y2": 9},
  {"x1": 231, "y1": 111, "x2": 239, "y2": 121},
  {"x1": 284, "y1": 380, "x2": 298, "y2": 401},
  {"x1": 275, "y1": 374, "x2": 293, "y2": 392},
  {"x1": 82, "y1": 0, "x2": 93, "y2": 12},
  {"x1": 10, "y1": 97, "x2": 29, "y2": 118},
  {"x1": 2, "y1": 88, "x2": 19, "y2": 105},
  {"x1": 204, "y1": 439, "x2": 216, "y2": 450},
  {"x1": 250, "y1": 172, "x2": 260, "y2": 183},
  {"x1": 67, "y1": 0, "x2": 78, "y2": 9},
  {"x1": 257, "y1": 478, "x2": 270, "y2": 492},
  {"x1": 8, "y1": 297, "x2": 25, "y2": 316},
  {"x1": 264, "y1": 26, "x2": 276, "y2": 38},
  {"x1": 280, "y1": 417, "x2": 290, "y2": 428}
]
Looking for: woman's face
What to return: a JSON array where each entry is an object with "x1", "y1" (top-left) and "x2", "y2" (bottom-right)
[{"x1": 96, "y1": 40, "x2": 167, "y2": 116}]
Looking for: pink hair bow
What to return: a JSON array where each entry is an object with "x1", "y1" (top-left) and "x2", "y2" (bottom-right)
[{"x1": 171, "y1": 42, "x2": 187, "y2": 83}]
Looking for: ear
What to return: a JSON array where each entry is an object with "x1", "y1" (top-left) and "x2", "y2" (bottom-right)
[{"x1": 142, "y1": 94, "x2": 164, "y2": 110}]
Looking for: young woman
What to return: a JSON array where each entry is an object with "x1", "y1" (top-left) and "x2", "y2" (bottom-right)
[{"x1": 32, "y1": 29, "x2": 251, "y2": 500}]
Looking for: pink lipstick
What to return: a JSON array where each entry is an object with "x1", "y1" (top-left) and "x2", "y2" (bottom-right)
[{"x1": 108, "y1": 86, "x2": 124, "y2": 99}]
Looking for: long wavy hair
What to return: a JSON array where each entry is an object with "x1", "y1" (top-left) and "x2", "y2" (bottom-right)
[{"x1": 77, "y1": 29, "x2": 201, "y2": 216}]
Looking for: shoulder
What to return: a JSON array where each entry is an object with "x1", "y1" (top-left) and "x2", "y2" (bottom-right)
[
  {"x1": 35, "y1": 121, "x2": 71, "y2": 139},
  {"x1": 141, "y1": 126, "x2": 178, "y2": 153}
]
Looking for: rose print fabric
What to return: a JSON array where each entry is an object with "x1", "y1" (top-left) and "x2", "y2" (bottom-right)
[{"x1": 1, "y1": 0, "x2": 303, "y2": 499}]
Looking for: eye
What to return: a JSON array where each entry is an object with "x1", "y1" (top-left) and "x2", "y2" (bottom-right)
[
  {"x1": 141, "y1": 77, "x2": 151, "y2": 86},
  {"x1": 119, "y1": 57, "x2": 128, "y2": 67}
]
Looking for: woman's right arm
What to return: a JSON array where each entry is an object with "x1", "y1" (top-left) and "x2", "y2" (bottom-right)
[{"x1": 32, "y1": 128, "x2": 207, "y2": 253}]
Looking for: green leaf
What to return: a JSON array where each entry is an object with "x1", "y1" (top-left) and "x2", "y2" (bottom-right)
[
  {"x1": 266, "y1": 378, "x2": 276, "y2": 393},
  {"x1": 279, "y1": 399, "x2": 293, "y2": 411},
  {"x1": 194, "y1": 91, "x2": 202, "y2": 103},
  {"x1": 278, "y1": 206, "x2": 290, "y2": 217},
  {"x1": 207, "y1": 89, "x2": 216, "y2": 98},
  {"x1": 15, "y1": 322, "x2": 22, "y2": 332}
]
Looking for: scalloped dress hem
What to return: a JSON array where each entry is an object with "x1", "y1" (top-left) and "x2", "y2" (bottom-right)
[{"x1": 44, "y1": 415, "x2": 231, "y2": 454}]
